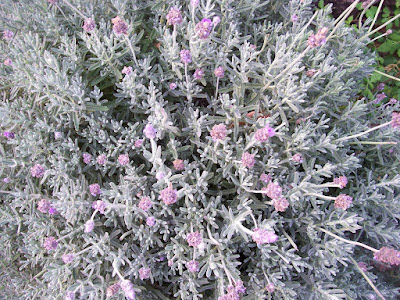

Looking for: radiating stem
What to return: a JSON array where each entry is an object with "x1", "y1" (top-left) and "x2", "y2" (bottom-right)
[
  {"x1": 349, "y1": 256, "x2": 386, "y2": 300},
  {"x1": 335, "y1": 121, "x2": 392, "y2": 142},
  {"x1": 361, "y1": 13, "x2": 400, "y2": 40},
  {"x1": 62, "y1": 0, "x2": 86, "y2": 18},
  {"x1": 368, "y1": 0, "x2": 385, "y2": 33},
  {"x1": 315, "y1": 227, "x2": 378, "y2": 252},
  {"x1": 304, "y1": 192, "x2": 336, "y2": 200},
  {"x1": 125, "y1": 35, "x2": 139, "y2": 67}
]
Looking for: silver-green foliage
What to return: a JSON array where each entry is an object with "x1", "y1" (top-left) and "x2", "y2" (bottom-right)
[{"x1": 0, "y1": 0, "x2": 399, "y2": 299}]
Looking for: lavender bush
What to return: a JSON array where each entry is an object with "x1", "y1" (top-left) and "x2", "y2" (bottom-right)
[{"x1": 1, "y1": 0, "x2": 400, "y2": 299}]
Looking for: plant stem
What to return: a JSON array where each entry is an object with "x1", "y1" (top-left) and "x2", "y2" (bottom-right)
[
  {"x1": 368, "y1": 0, "x2": 385, "y2": 33},
  {"x1": 349, "y1": 256, "x2": 386, "y2": 300},
  {"x1": 304, "y1": 192, "x2": 336, "y2": 200},
  {"x1": 315, "y1": 227, "x2": 378, "y2": 252},
  {"x1": 62, "y1": 0, "x2": 86, "y2": 18},
  {"x1": 361, "y1": 13, "x2": 400, "y2": 40},
  {"x1": 335, "y1": 121, "x2": 392, "y2": 142},
  {"x1": 374, "y1": 70, "x2": 400, "y2": 83}
]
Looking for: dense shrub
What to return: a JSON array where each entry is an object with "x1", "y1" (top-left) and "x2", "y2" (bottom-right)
[{"x1": 1, "y1": 0, "x2": 399, "y2": 299}]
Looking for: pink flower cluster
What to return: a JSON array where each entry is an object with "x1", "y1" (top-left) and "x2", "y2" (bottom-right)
[
  {"x1": 62, "y1": 253, "x2": 75, "y2": 264},
  {"x1": 194, "y1": 68, "x2": 204, "y2": 80},
  {"x1": 139, "y1": 267, "x2": 151, "y2": 280},
  {"x1": 3, "y1": 29, "x2": 14, "y2": 40},
  {"x1": 83, "y1": 153, "x2": 92, "y2": 164},
  {"x1": 195, "y1": 18, "x2": 212, "y2": 39},
  {"x1": 307, "y1": 27, "x2": 329, "y2": 48},
  {"x1": 31, "y1": 164, "x2": 45, "y2": 178},
  {"x1": 273, "y1": 197, "x2": 289, "y2": 212},
  {"x1": 43, "y1": 236, "x2": 58, "y2": 251},
  {"x1": 37, "y1": 199, "x2": 58, "y2": 215},
  {"x1": 334, "y1": 194, "x2": 352, "y2": 210},
  {"x1": 112, "y1": 16, "x2": 128, "y2": 35},
  {"x1": 106, "y1": 283, "x2": 121, "y2": 297},
  {"x1": 291, "y1": 153, "x2": 303, "y2": 163},
  {"x1": 374, "y1": 247, "x2": 400, "y2": 266},
  {"x1": 89, "y1": 183, "x2": 101, "y2": 196},
  {"x1": 210, "y1": 124, "x2": 227, "y2": 141},
  {"x1": 138, "y1": 196, "x2": 152, "y2": 211},
  {"x1": 186, "y1": 231, "x2": 202, "y2": 247},
  {"x1": 96, "y1": 154, "x2": 107, "y2": 165},
  {"x1": 241, "y1": 152, "x2": 255, "y2": 168},
  {"x1": 83, "y1": 18, "x2": 95, "y2": 32},
  {"x1": 92, "y1": 200, "x2": 107, "y2": 214},
  {"x1": 173, "y1": 159, "x2": 184, "y2": 171},
  {"x1": 160, "y1": 186, "x2": 178, "y2": 205},
  {"x1": 120, "y1": 280, "x2": 135, "y2": 300},
  {"x1": 333, "y1": 176, "x2": 348, "y2": 189},
  {"x1": 118, "y1": 154, "x2": 129, "y2": 165},
  {"x1": 214, "y1": 66, "x2": 224, "y2": 78},
  {"x1": 265, "y1": 182, "x2": 282, "y2": 199},
  {"x1": 218, "y1": 280, "x2": 246, "y2": 299},
  {"x1": 186, "y1": 260, "x2": 199, "y2": 272},
  {"x1": 254, "y1": 125, "x2": 275, "y2": 142},
  {"x1": 166, "y1": 7, "x2": 183, "y2": 26},
  {"x1": 252, "y1": 228, "x2": 278, "y2": 244},
  {"x1": 392, "y1": 112, "x2": 400, "y2": 128},
  {"x1": 180, "y1": 49, "x2": 192, "y2": 64}
]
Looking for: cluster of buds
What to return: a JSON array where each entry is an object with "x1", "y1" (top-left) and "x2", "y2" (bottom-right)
[
  {"x1": 334, "y1": 194, "x2": 353, "y2": 210},
  {"x1": 210, "y1": 124, "x2": 227, "y2": 141},
  {"x1": 112, "y1": 16, "x2": 128, "y2": 35},
  {"x1": 218, "y1": 281, "x2": 246, "y2": 299},
  {"x1": 307, "y1": 27, "x2": 329, "y2": 48},
  {"x1": 186, "y1": 231, "x2": 202, "y2": 247},
  {"x1": 37, "y1": 199, "x2": 58, "y2": 215},
  {"x1": 252, "y1": 228, "x2": 278, "y2": 244},
  {"x1": 159, "y1": 186, "x2": 178, "y2": 205}
]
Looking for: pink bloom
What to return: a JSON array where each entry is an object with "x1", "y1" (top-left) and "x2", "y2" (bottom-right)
[
  {"x1": 48, "y1": 207, "x2": 58, "y2": 215},
  {"x1": 146, "y1": 216, "x2": 156, "y2": 227},
  {"x1": 333, "y1": 176, "x2": 348, "y2": 189},
  {"x1": 273, "y1": 197, "x2": 289, "y2": 212},
  {"x1": 82, "y1": 153, "x2": 92, "y2": 164},
  {"x1": 156, "y1": 171, "x2": 166, "y2": 180},
  {"x1": 106, "y1": 283, "x2": 121, "y2": 297},
  {"x1": 374, "y1": 247, "x2": 400, "y2": 266},
  {"x1": 83, "y1": 18, "x2": 95, "y2": 32},
  {"x1": 195, "y1": 18, "x2": 212, "y2": 39},
  {"x1": 291, "y1": 14, "x2": 299, "y2": 22},
  {"x1": 120, "y1": 280, "x2": 135, "y2": 300},
  {"x1": 186, "y1": 260, "x2": 199, "y2": 272},
  {"x1": 173, "y1": 159, "x2": 184, "y2": 171},
  {"x1": 168, "y1": 259, "x2": 174, "y2": 267},
  {"x1": 48, "y1": 0, "x2": 58, "y2": 4},
  {"x1": 180, "y1": 49, "x2": 192, "y2": 64},
  {"x1": 392, "y1": 112, "x2": 400, "y2": 128},
  {"x1": 291, "y1": 153, "x2": 303, "y2": 163},
  {"x1": 254, "y1": 125, "x2": 275, "y2": 142},
  {"x1": 3, "y1": 29, "x2": 14, "y2": 40},
  {"x1": 358, "y1": 261, "x2": 368, "y2": 272},
  {"x1": 306, "y1": 69, "x2": 317, "y2": 77},
  {"x1": 112, "y1": 16, "x2": 128, "y2": 35},
  {"x1": 210, "y1": 124, "x2": 227, "y2": 141},
  {"x1": 266, "y1": 182, "x2": 282, "y2": 199},
  {"x1": 193, "y1": 68, "x2": 204, "y2": 80},
  {"x1": 92, "y1": 200, "x2": 107, "y2": 214},
  {"x1": 31, "y1": 164, "x2": 45, "y2": 178},
  {"x1": 62, "y1": 253, "x2": 75, "y2": 264},
  {"x1": 166, "y1": 7, "x2": 183, "y2": 26},
  {"x1": 307, "y1": 27, "x2": 329, "y2": 48},
  {"x1": 122, "y1": 66, "x2": 133, "y2": 75},
  {"x1": 134, "y1": 139, "x2": 143, "y2": 147},
  {"x1": 169, "y1": 82, "x2": 177, "y2": 90},
  {"x1": 85, "y1": 220, "x2": 95, "y2": 233},
  {"x1": 139, "y1": 267, "x2": 151, "y2": 280},
  {"x1": 3, "y1": 58, "x2": 12, "y2": 66},
  {"x1": 89, "y1": 183, "x2": 101, "y2": 196},
  {"x1": 96, "y1": 154, "x2": 107, "y2": 165},
  {"x1": 191, "y1": 0, "x2": 200, "y2": 7},
  {"x1": 252, "y1": 228, "x2": 278, "y2": 244},
  {"x1": 143, "y1": 123, "x2": 157, "y2": 139},
  {"x1": 213, "y1": 16, "x2": 221, "y2": 26},
  {"x1": 241, "y1": 152, "x2": 255, "y2": 168},
  {"x1": 265, "y1": 283, "x2": 275, "y2": 293},
  {"x1": 260, "y1": 173, "x2": 272, "y2": 184},
  {"x1": 38, "y1": 199, "x2": 51, "y2": 213},
  {"x1": 234, "y1": 281, "x2": 246, "y2": 294},
  {"x1": 43, "y1": 236, "x2": 58, "y2": 251},
  {"x1": 334, "y1": 194, "x2": 352, "y2": 210},
  {"x1": 160, "y1": 186, "x2": 178, "y2": 205},
  {"x1": 118, "y1": 154, "x2": 129, "y2": 165},
  {"x1": 138, "y1": 196, "x2": 152, "y2": 211},
  {"x1": 214, "y1": 66, "x2": 224, "y2": 78},
  {"x1": 186, "y1": 231, "x2": 202, "y2": 247}
]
